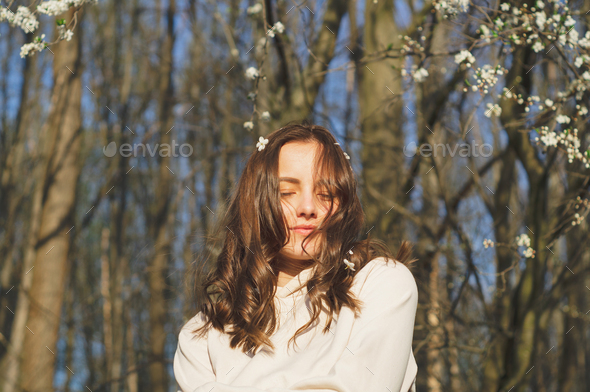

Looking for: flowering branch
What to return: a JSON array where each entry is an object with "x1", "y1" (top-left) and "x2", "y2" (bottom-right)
[{"x1": 1, "y1": 0, "x2": 97, "y2": 58}]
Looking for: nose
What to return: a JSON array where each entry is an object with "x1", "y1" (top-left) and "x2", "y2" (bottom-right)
[{"x1": 296, "y1": 188, "x2": 318, "y2": 219}]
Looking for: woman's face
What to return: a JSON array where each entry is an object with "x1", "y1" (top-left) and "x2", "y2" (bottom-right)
[{"x1": 278, "y1": 141, "x2": 338, "y2": 260}]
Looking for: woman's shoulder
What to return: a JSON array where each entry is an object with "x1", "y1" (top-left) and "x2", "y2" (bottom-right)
[
  {"x1": 179, "y1": 312, "x2": 207, "y2": 337},
  {"x1": 356, "y1": 256, "x2": 416, "y2": 285},
  {"x1": 351, "y1": 257, "x2": 418, "y2": 315}
]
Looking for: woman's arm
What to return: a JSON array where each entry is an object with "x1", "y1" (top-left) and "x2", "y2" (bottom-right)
[
  {"x1": 173, "y1": 312, "x2": 216, "y2": 390},
  {"x1": 179, "y1": 261, "x2": 418, "y2": 392}
]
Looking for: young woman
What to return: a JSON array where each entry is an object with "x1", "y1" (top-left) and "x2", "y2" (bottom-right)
[{"x1": 174, "y1": 122, "x2": 418, "y2": 392}]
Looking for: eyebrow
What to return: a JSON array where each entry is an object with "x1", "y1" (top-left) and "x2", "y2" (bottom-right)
[
  {"x1": 279, "y1": 177, "x2": 301, "y2": 184},
  {"x1": 279, "y1": 177, "x2": 324, "y2": 186}
]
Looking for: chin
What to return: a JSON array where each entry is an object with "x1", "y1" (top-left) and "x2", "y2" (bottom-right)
[{"x1": 282, "y1": 247, "x2": 317, "y2": 260}]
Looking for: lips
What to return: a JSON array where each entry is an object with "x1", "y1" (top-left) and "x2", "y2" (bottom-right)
[{"x1": 291, "y1": 225, "x2": 317, "y2": 235}]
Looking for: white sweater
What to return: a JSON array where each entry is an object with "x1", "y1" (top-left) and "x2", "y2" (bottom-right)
[{"x1": 174, "y1": 256, "x2": 418, "y2": 392}]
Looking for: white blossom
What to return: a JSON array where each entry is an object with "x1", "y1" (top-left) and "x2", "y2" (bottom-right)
[
  {"x1": 63, "y1": 29, "x2": 74, "y2": 41},
  {"x1": 243, "y1": 121, "x2": 254, "y2": 130},
  {"x1": 516, "y1": 234, "x2": 535, "y2": 258},
  {"x1": 564, "y1": 15, "x2": 576, "y2": 27},
  {"x1": 556, "y1": 114, "x2": 570, "y2": 124},
  {"x1": 6, "y1": 6, "x2": 39, "y2": 33},
  {"x1": 57, "y1": 24, "x2": 74, "y2": 41},
  {"x1": 343, "y1": 258, "x2": 355, "y2": 271},
  {"x1": 471, "y1": 64, "x2": 505, "y2": 93},
  {"x1": 532, "y1": 41, "x2": 544, "y2": 52},
  {"x1": 37, "y1": 0, "x2": 96, "y2": 15},
  {"x1": 434, "y1": 0, "x2": 470, "y2": 17},
  {"x1": 535, "y1": 11, "x2": 546, "y2": 30},
  {"x1": 246, "y1": 3, "x2": 262, "y2": 15},
  {"x1": 516, "y1": 234, "x2": 531, "y2": 248},
  {"x1": 412, "y1": 67, "x2": 429, "y2": 82},
  {"x1": 500, "y1": 3, "x2": 510, "y2": 11},
  {"x1": 260, "y1": 111, "x2": 270, "y2": 122},
  {"x1": 267, "y1": 21, "x2": 285, "y2": 38},
  {"x1": 37, "y1": 1, "x2": 70, "y2": 16},
  {"x1": 454, "y1": 49, "x2": 476, "y2": 66},
  {"x1": 245, "y1": 67, "x2": 259, "y2": 80},
  {"x1": 540, "y1": 130, "x2": 558, "y2": 147},
  {"x1": 256, "y1": 136, "x2": 268, "y2": 150},
  {"x1": 485, "y1": 103, "x2": 502, "y2": 117},
  {"x1": 20, "y1": 39, "x2": 46, "y2": 58},
  {"x1": 568, "y1": 28, "x2": 579, "y2": 46},
  {"x1": 579, "y1": 31, "x2": 590, "y2": 48},
  {"x1": 522, "y1": 247, "x2": 535, "y2": 258},
  {"x1": 479, "y1": 24, "x2": 491, "y2": 42},
  {"x1": 273, "y1": 21, "x2": 285, "y2": 34}
]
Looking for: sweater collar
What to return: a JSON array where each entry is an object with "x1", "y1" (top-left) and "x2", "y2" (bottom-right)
[{"x1": 275, "y1": 265, "x2": 315, "y2": 299}]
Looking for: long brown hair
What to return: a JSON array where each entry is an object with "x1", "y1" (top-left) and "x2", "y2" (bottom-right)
[{"x1": 187, "y1": 120, "x2": 416, "y2": 354}]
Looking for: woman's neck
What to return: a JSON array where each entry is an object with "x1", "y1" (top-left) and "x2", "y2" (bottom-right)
[{"x1": 274, "y1": 254, "x2": 314, "y2": 287}]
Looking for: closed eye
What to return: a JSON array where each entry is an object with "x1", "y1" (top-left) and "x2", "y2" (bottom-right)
[{"x1": 280, "y1": 193, "x2": 333, "y2": 199}]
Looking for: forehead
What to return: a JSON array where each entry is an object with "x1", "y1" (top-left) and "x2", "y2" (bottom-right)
[{"x1": 278, "y1": 141, "x2": 321, "y2": 182}]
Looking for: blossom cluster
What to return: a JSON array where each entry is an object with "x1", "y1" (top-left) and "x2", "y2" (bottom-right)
[
  {"x1": 58, "y1": 24, "x2": 74, "y2": 41},
  {"x1": 2, "y1": 0, "x2": 97, "y2": 57},
  {"x1": 471, "y1": 64, "x2": 506, "y2": 95},
  {"x1": 485, "y1": 103, "x2": 501, "y2": 118},
  {"x1": 433, "y1": 0, "x2": 470, "y2": 18},
  {"x1": 474, "y1": 1, "x2": 581, "y2": 54},
  {"x1": 243, "y1": 110, "x2": 270, "y2": 130},
  {"x1": 399, "y1": 34, "x2": 425, "y2": 56},
  {"x1": 20, "y1": 35, "x2": 47, "y2": 58},
  {"x1": 1, "y1": 6, "x2": 39, "y2": 33},
  {"x1": 443, "y1": 1, "x2": 590, "y2": 168},
  {"x1": 516, "y1": 234, "x2": 535, "y2": 258},
  {"x1": 401, "y1": 64, "x2": 429, "y2": 83},
  {"x1": 534, "y1": 126, "x2": 590, "y2": 168},
  {"x1": 483, "y1": 234, "x2": 536, "y2": 258},
  {"x1": 267, "y1": 22, "x2": 285, "y2": 38},
  {"x1": 454, "y1": 50, "x2": 476, "y2": 68},
  {"x1": 571, "y1": 196, "x2": 589, "y2": 226}
]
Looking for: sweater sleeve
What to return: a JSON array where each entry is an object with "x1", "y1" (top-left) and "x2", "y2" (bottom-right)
[
  {"x1": 173, "y1": 312, "x2": 216, "y2": 390},
  {"x1": 185, "y1": 261, "x2": 418, "y2": 392}
]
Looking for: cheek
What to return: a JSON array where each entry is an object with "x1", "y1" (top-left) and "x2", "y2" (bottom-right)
[
  {"x1": 281, "y1": 200, "x2": 295, "y2": 218},
  {"x1": 320, "y1": 201, "x2": 339, "y2": 217}
]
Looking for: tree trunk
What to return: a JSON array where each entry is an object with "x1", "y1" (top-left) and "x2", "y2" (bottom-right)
[
  {"x1": 0, "y1": 31, "x2": 36, "y2": 358},
  {"x1": 275, "y1": 0, "x2": 348, "y2": 125},
  {"x1": 147, "y1": 0, "x2": 176, "y2": 390},
  {"x1": 19, "y1": 6, "x2": 84, "y2": 391},
  {"x1": 357, "y1": 0, "x2": 405, "y2": 244}
]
